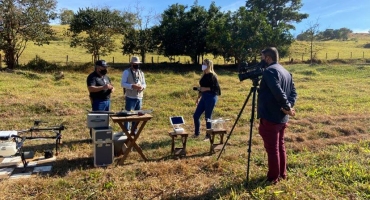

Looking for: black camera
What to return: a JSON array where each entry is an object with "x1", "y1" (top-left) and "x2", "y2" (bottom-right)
[
  {"x1": 238, "y1": 61, "x2": 264, "y2": 81},
  {"x1": 193, "y1": 87, "x2": 200, "y2": 91}
]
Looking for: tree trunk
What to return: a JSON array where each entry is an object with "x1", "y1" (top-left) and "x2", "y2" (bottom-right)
[
  {"x1": 141, "y1": 51, "x2": 146, "y2": 64},
  {"x1": 5, "y1": 45, "x2": 16, "y2": 69}
]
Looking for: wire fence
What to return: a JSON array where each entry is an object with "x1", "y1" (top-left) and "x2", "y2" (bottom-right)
[{"x1": 1, "y1": 51, "x2": 370, "y2": 68}]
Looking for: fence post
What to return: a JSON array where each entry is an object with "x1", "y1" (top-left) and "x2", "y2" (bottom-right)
[
  {"x1": 351, "y1": 52, "x2": 352, "y2": 59},
  {"x1": 337, "y1": 53, "x2": 339, "y2": 59},
  {"x1": 151, "y1": 56, "x2": 153, "y2": 64},
  {"x1": 92, "y1": 55, "x2": 93, "y2": 64},
  {"x1": 302, "y1": 54, "x2": 304, "y2": 61},
  {"x1": 363, "y1": 52, "x2": 365, "y2": 59},
  {"x1": 326, "y1": 53, "x2": 327, "y2": 60},
  {"x1": 66, "y1": 55, "x2": 68, "y2": 65},
  {"x1": 0, "y1": 54, "x2": 1, "y2": 68},
  {"x1": 112, "y1": 57, "x2": 115, "y2": 66}
]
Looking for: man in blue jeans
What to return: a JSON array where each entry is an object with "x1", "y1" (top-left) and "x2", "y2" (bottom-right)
[
  {"x1": 87, "y1": 60, "x2": 115, "y2": 137},
  {"x1": 121, "y1": 56, "x2": 146, "y2": 133}
]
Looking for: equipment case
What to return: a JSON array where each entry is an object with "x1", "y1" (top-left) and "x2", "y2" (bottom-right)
[{"x1": 92, "y1": 127, "x2": 113, "y2": 167}]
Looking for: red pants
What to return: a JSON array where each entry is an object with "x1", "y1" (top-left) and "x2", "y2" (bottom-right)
[{"x1": 259, "y1": 118, "x2": 287, "y2": 182}]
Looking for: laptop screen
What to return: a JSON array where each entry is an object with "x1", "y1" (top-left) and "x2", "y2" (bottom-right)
[{"x1": 170, "y1": 116, "x2": 184, "y2": 125}]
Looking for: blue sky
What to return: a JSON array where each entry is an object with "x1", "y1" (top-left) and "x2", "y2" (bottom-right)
[{"x1": 56, "y1": 0, "x2": 370, "y2": 36}]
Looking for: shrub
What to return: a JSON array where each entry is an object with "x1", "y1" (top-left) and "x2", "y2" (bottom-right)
[{"x1": 23, "y1": 57, "x2": 59, "y2": 72}]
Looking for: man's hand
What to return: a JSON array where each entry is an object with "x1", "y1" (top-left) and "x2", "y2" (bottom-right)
[
  {"x1": 132, "y1": 84, "x2": 143, "y2": 91},
  {"x1": 281, "y1": 107, "x2": 295, "y2": 116},
  {"x1": 103, "y1": 84, "x2": 114, "y2": 90}
]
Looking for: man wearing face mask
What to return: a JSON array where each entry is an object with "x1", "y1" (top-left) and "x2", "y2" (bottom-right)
[
  {"x1": 121, "y1": 56, "x2": 146, "y2": 132},
  {"x1": 87, "y1": 60, "x2": 115, "y2": 111},
  {"x1": 87, "y1": 60, "x2": 115, "y2": 138},
  {"x1": 192, "y1": 59, "x2": 221, "y2": 140},
  {"x1": 257, "y1": 47, "x2": 297, "y2": 184}
]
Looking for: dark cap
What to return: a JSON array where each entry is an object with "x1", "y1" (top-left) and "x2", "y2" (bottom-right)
[{"x1": 95, "y1": 60, "x2": 108, "y2": 67}]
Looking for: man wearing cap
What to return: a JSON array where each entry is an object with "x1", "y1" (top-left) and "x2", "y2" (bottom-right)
[
  {"x1": 87, "y1": 60, "x2": 115, "y2": 112},
  {"x1": 121, "y1": 56, "x2": 146, "y2": 132}
]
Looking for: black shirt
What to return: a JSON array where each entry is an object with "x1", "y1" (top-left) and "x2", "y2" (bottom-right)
[
  {"x1": 86, "y1": 71, "x2": 112, "y2": 100},
  {"x1": 199, "y1": 73, "x2": 221, "y2": 96}
]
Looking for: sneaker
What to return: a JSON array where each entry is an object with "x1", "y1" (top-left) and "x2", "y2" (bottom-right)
[{"x1": 203, "y1": 134, "x2": 210, "y2": 141}]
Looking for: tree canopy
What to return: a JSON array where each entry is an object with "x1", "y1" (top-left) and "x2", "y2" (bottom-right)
[
  {"x1": 0, "y1": 0, "x2": 57, "y2": 69},
  {"x1": 69, "y1": 7, "x2": 134, "y2": 62}
]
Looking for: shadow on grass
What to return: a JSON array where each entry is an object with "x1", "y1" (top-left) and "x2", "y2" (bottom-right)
[{"x1": 150, "y1": 175, "x2": 270, "y2": 200}]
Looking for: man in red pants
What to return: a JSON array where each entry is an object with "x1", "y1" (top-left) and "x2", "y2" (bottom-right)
[{"x1": 257, "y1": 47, "x2": 297, "y2": 184}]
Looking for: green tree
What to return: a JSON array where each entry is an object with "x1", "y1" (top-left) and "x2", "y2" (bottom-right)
[
  {"x1": 0, "y1": 0, "x2": 57, "y2": 69},
  {"x1": 69, "y1": 7, "x2": 133, "y2": 62},
  {"x1": 335, "y1": 28, "x2": 352, "y2": 40},
  {"x1": 207, "y1": 7, "x2": 270, "y2": 64},
  {"x1": 122, "y1": 2, "x2": 159, "y2": 63},
  {"x1": 245, "y1": 0, "x2": 308, "y2": 29},
  {"x1": 157, "y1": 2, "x2": 215, "y2": 64},
  {"x1": 245, "y1": 0, "x2": 308, "y2": 57},
  {"x1": 156, "y1": 4, "x2": 189, "y2": 62},
  {"x1": 59, "y1": 8, "x2": 74, "y2": 25}
]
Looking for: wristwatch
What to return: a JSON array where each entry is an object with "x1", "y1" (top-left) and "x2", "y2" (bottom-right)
[{"x1": 283, "y1": 106, "x2": 291, "y2": 111}]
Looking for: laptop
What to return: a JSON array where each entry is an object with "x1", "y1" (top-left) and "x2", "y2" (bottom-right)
[{"x1": 169, "y1": 116, "x2": 185, "y2": 133}]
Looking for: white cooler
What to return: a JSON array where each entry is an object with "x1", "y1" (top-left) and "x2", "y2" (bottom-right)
[{"x1": 87, "y1": 113, "x2": 109, "y2": 128}]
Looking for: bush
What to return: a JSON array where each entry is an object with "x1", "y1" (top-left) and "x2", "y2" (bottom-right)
[
  {"x1": 23, "y1": 57, "x2": 59, "y2": 72},
  {"x1": 364, "y1": 43, "x2": 370, "y2": 48}
]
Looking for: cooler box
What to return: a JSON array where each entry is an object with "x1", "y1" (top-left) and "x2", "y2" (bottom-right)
[
  {"x1": 87, "y1": 114, "x2": 109, "y2": 128},
  {"x1": 92, "y1": 127, "x2": 113, "y2": 167},
  {"x1": 113, "y1": 132, "x2": 127, "y2": 157}
]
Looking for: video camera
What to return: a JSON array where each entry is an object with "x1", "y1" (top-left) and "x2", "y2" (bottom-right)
[{"x1": 238, "y1": 61, "x2": 264, "y2": 81}]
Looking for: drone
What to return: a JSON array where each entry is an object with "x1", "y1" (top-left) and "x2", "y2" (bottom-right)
[{"x1": 0, "y1": 120, "x2": 65, "y2": 170}]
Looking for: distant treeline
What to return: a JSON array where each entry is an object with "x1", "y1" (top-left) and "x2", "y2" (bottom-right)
[{"x1": 296, "y1": 28, "x2": 353, "y2": 41}]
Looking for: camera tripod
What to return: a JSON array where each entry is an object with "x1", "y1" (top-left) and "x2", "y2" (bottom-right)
[{"x1": 217, "y1": 77, "x2": 260, "y2": 186}]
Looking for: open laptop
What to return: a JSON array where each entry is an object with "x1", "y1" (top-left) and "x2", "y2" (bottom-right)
[{"x1": 170, "y1": 116, "x2": 185, "y2": 134}]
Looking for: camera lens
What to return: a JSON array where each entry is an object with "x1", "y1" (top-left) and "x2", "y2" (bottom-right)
[{"x1": 193, "y1": 87, "x2": 199, "y2": 91}]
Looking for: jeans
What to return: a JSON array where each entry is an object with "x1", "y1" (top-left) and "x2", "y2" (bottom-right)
[
  {"x1": 124, "y1": 97, "x2": 143, "y2": 132},
  {"x1": 259, "y1": 118, "x2": 287, "y2": 182},
  {"x1": 193, "y1": 92, "x2": 218, "y2": 136},
  {"x1": 92, "y1": 99, "x2": 110, "y2": 111}
]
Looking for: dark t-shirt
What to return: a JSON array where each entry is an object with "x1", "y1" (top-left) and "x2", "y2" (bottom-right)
[
  {"x1": 199, "y1": 73, "x2": 221, "y2": 96},
  {"x1": 86, "y1": 71, "x2": 112, "y2": 100}
]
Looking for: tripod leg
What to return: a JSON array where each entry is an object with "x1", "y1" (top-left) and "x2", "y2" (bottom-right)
[
  {"x1": 245, "y1": 86, "x2": 257, "y2": 186},
  {"x1": 217, "y1": 86, "x2": 254, "y2": 160}
]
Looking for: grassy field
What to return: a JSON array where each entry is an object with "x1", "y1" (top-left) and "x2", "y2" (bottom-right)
[{"x1": 0, "y1": 62, "x2": 369, "y2": 199}]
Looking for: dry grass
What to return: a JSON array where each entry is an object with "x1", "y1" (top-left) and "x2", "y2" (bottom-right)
[{"x1": 0, "y1": 63, "x2": 369, "y2": 199}]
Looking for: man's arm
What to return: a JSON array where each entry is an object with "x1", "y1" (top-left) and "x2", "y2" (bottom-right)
[{"x1": 121, "y1": 70, "x2": 133, "y2": 89}]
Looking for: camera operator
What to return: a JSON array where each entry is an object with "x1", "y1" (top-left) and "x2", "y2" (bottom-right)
[{"x1": 257, "y1": 47, "x2": 297, "y2": 184}]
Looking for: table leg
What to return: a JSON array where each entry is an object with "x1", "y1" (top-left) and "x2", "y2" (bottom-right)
[{"x1": 117, "y1": 121, "x2": 148, "y2": 164}]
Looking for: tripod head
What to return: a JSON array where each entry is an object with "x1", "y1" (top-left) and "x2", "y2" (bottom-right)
[{"x1": 250, "y1": 77, "x2": 261, "y2": 87}]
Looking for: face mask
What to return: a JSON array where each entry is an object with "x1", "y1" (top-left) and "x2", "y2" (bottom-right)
[
  {"x1": 100, "y1": 69, "x2": 107, "y2": 75},
  {"x1": 133, "y1": 65, "x2": 139, "y2": 70},
  {"x1": 201, "y1": 65, "x2": 207, "y2": 71}
]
